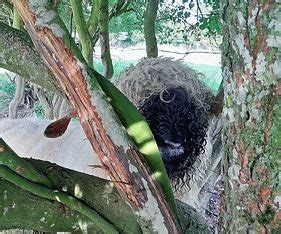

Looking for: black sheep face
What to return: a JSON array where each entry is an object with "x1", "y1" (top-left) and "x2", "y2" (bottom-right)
[{"x1": 140, "y1": 87, "x2": 210, "y2": 187}]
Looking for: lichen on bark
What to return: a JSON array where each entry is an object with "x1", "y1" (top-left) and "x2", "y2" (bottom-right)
[{"x1": 220, "y1": 0, "x2": 280, "y2": 232}]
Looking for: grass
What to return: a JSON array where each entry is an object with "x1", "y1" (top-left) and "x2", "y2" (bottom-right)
[
  {"x1": 94, "y1": 59, "x2": 222, "y2": 91},
  {"x1": 186, "y1": 62, "x2": 222, "y2": 91}
]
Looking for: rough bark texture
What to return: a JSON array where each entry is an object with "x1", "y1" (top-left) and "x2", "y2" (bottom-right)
[
  {"x1": 99, "y1": 0, "x2": 114, "y2": 79},
  {"x1": 8, "y1": 8, "x2": 25, "y2": 119},
  {"x1": 221, "y1": 0, "x2": 280, "y2": 232},
  {"x1": 0, "y1": 22, "x2": 62, "y2": 95},
  {"x1": 144, "y1": 0, "x2": 159, "y2": 58},
  {"x1": 12, "y1": 1, "x2": 181, "y2": 232}
]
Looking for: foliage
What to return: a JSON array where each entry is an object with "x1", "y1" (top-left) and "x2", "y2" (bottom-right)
[
  {"x1": 46, "y1": 0, "x2": 222, "y2": 47},
  {"x1": 107, "y1": 0, "x2": 221, "y2": 46},
  {"x1": 157, "y1": 0, "x2": 221, "y2": 45},
  {"x1": 34, "y1": 103, "x2": 45, "y2": 118},
  {"x1": 0, "y1": 76, "x2": 15, "y2": 96}
]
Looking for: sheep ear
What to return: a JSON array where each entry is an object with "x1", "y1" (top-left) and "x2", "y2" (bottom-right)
[{"x1": 44, "y1": 110, "x2": 77, "y2": 138}]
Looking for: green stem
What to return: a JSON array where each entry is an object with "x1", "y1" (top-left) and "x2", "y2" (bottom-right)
[
  {"x1": 88, "y1": 0, "x2": 100, "y2": 36},
  {"x1": 0, "y1": 165, "x2": 118, "y2": 234},
  {"x1": 0, "y1": 138, "x2": 53, "y2": 188},
  {"x1": 13, "y1": 7, "x2": 21, "y2": 29},
  {"x1": 99, "y1": 0, "x2": 114, "y2": 78},
  {"x1": 70, "y1": 0, "x2": 93, "y2": 65}
]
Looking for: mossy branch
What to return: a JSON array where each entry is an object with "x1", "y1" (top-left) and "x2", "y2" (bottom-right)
[
  {"x1": 88, "y1": 0, "x2": 100, "y2": 36},
  {"x1": 0, "y1": 138, "x2": 52, "y2": 187},
  {"x1": 0, "y1": 165, "x2": 118, "y2": 233}
]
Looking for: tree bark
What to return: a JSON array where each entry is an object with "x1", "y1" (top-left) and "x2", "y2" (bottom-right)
[
  {"x1": 8, "y1": 74, "x2": 25, "y2": 118},
  {"x1": 8, "y1": 7, "x2": 25, "y2": 119},
  {"x1": 0, "y1": 23, "x2": 178, "y2": 217},
  {"x1": 0, "y1": 22, "x2": 62, "y2": 95},
  {"x1": 12, "y1": 1, "x2": 181, "y2": 232},
  {"x1": 99, "y1": 0, "x2": 114, "y2": 79},
  {"x1": 34, "y1": 86, "x2": 54, "y2": 119},
  {"x1": 88, "y1": 0, "x2": 101, "y2": 36},
  {"x1": 144, "y1": 0, "x2": 159, "y2": 58},
  {"x1": 220, "y1": 0, "x2": 280, "y2": 232}
]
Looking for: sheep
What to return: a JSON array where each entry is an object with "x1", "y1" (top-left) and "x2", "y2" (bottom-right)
[
  {"x1": 112, "y1": 57, "x2": 217, "y2": 188},
  {"x1": 0, "y1": 57, "x2": 223, "y2": 222}
]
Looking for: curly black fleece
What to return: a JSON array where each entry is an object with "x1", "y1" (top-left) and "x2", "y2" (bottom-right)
[{"x1": 140, "y1": 87, "x2": 210, "y2": 188}]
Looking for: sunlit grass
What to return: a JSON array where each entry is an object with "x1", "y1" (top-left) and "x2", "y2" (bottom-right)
[{"x1": 94, "y1": 59, "x2": 222, "y2": 91}]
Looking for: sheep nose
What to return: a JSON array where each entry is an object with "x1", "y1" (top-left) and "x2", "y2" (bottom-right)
[{"x1": 164, "y1": 140, "x2": 181, "y2": 148}]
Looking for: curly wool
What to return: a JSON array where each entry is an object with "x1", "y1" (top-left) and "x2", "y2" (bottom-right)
[
  {"x1": 112, "y1": 57, "x2": 214, "y2": 109},
  {"x1": 112, "y1": 57, "x2": 215, "y2": 188}
]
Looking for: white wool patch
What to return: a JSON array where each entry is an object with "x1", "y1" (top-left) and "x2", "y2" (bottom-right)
[{"x1": 0, "y1": 118, "x2": 109, "y2": 180}]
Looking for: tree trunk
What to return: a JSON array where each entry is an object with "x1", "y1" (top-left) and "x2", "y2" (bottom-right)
[
  {"x1": 8, "y1": 75, "x2": 25, "y2": 119},
  {"x1": 99, "y1": 0, "x2": 114, "y2": 79},
  {"x1": 220, "y1": 0, "x2": 280, "y2": 232},
  {"x1": 8, "y1": 8, "x2": 25, "y2": 119},
  {"x1": 34, "y1": 86, "x2": 54, "y2": 119},
  {"x1": 144, "y1": 0, "x2": 159, "y2": 58}
]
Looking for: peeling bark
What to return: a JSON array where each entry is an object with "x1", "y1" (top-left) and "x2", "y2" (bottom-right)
[
  {"x1": 220, "y1": 0, "x2": 280, "y2": 232},
  {"x1": 12, "y1": 1, "x2": 181, "y2": 232}
]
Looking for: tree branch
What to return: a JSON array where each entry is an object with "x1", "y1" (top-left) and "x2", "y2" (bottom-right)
[
  {"x1": 0, "y1": 165, "x2": 118, "y2": 233},
  {"x1": 0, "y1": 22, "x2": 62, "y2": 95},
  {"x1": 0, "y1": 23, "x2": 178, "y2": 217},
  {"x1": 99, "y1": 0, "x2": 113, "y2": 78},
  {"x1": 0, "y1": 138, "x2": 141, "y2": 232},
  {"x1": 0, "y1": 139, "x2": 52, "y2": 187},
  {"x1": 13, "y1": 1, "x2": 181, "y2": 232},
  {"x1": 70, "y1": 0, "x2": 93, "y2": 64},
  {"x1": 144, "y1": 0, "x2": 159, "y2": 58}
]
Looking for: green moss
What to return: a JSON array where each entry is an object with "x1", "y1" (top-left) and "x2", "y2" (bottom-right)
[
  {"x1": 257, "y1": 205, "x2": 275, "y2": 225},
  {"x1": 271, "y1": 222, "x2": 281, "y2": 234},
  {"x1": 249, "y1": 30, "x2": 257, "y2": 49},
  {"x1": 265, "y1": 48, "x2": 277, "y2": 62},
  {"x1": 242, "y1": 210, "x2": 255, "y2": 224}
]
